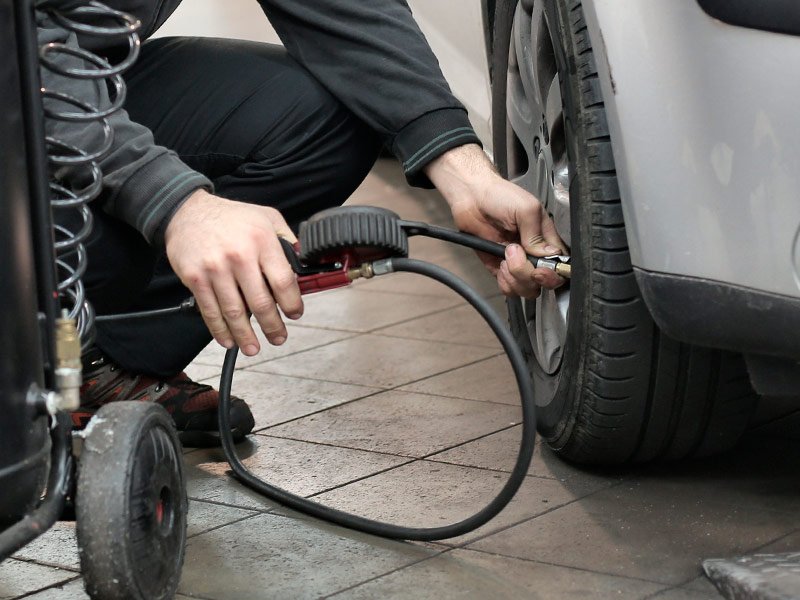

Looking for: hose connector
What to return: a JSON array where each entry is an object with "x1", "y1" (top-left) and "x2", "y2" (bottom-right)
[
  {"x1": 55, "y1": 309, "x2": 82, "y2": 412},
  {"x1": 347, "y1": 259, "x2": 395, "y2": 281}
]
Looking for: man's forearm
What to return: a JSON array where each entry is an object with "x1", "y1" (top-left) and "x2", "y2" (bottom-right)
[{"x1": 424, "y1": 143, "x2": 499, "y2": 208}]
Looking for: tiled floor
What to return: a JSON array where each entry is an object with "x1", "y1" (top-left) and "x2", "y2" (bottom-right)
[{"x1": 5, "y1": 160, "x2": 800, "y2": 599}]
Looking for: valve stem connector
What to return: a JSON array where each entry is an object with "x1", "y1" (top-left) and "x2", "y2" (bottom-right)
[
  {"x1": 55, "y1": 310, "x2": 82, "y2": 411},
  {"x1": 555, "y1": 263, "x2": 572, "y2": 278}
]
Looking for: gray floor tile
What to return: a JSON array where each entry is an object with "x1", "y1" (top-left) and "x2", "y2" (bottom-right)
[
  {"x1": 184, "y1": 362, "x2": 223, "y2": 383},
  {"x1": 186, "y1": 436, "x2": 407, "y2": 500},
  {"x1": 187, "y1": 499, "x2": 258, "y2": 537},
  {"x1": 252, "y1": 334, "x2": 497, "y2": 388},
  {"x1": 359, "y1": 252, "x2": 500, "y2": 298},
  {"x1": 179, "y1": 512, "x2": 435, "y2": 600},
  {"x1": 332, "y1": 548, "x2": 666, "y2": 600},
  {"x1": 743, "y1": 528, "x2": 800, "y2": 553},
  {"x1": 11, "y1": 502, "x2": 258, "y2": 573},
  {"x1": 375, "y1": 297, "x2": 506, "y2": 349},
  {"x1": 0, "y1": 559, "x2": 75, "y2": 599},
  {"x1": 265, "y1": 390, "x2": 521, "y2": 457},
  {"x1": 427, "y1": 426, "x2": 623, "y2": 489},
  {"x1": 684, "y1": 575, "x2": 726, "y2": 594},
  {"x1": 748, "y1": 396, "x2": 800, "y2": 429},
  {"x1": 186, "y1": 466, "x2": 282, "y2": 513},
  {"x1": 749, "y1": 409, "x2": 800, "y2": 441},
  {"x1": 311, "y1": 460, "x2": 604, "y2": 545},
  {"x1": 399, "y1": 355, "x2": 519, "y2": 405},
  {"x1": 649, "y1": 584, "x2": 722, "y2": 599},
  {"x1": 426, "y1": 426, "x2": 530, "y2": 473},
  {"x1": 22, "y1": 579, "x2": 88, "y2": 600},
  {"x1": 468, "y1": 480, "x2": 800, "y2": 585},
  {"x1": 296, "y1": 287, "x2": 458, "y2": 333},
  {"x1": 13, "y1": 521, "x2": 79, "y2": 571},
  {"x1": 223, "y1": 369, "x2": 378, "y2": 430},
  {"x1": 626, "y1": 435, "x2": 800, "y2": 515},
  {"x1": 192, "y1": 321, "x2": 353, "y2": 369}
]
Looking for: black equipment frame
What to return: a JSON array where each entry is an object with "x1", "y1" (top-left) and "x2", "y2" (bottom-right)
[{"x1": 0, "y1": 0, "x2": 72, "y2": 561}]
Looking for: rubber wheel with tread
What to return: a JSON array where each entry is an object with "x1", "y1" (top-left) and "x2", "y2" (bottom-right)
[
  {"x1": 492, "y1": 0, "x2": 759, "y2": 465},
  {"x1": 76, "y1": 402, "x2": 187, "y2": 599}
]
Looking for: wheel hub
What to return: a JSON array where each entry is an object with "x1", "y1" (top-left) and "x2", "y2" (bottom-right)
[{"x1": 506, "y1": 1, "x2": 571, "y2": 380}]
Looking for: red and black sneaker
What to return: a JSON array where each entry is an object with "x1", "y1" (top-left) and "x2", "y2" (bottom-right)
[{"x1": 74, "y1": 352, "x2": 255, "y2": 447}]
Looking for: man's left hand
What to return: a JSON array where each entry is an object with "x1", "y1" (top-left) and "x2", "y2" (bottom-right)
[{"x1": 425, "y1": 143, "x2": 566, "y2": 299}]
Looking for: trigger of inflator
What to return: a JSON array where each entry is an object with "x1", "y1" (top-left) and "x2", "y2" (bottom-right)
[{"x1": 279, "y1": 237, "x2": 355, "y2": 295}]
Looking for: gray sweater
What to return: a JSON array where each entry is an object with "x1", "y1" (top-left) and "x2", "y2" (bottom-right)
[{"x1": 37, "y1": 0, "x2": 480, "y2": 246}]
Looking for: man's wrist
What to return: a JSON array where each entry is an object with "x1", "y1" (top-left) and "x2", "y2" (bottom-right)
[
  {"x1": 424, "y1": 143, "x2": 499, "y2": 207},
  {"x1": 164, "y1": 188, "x2": 216, "y2": 247}
]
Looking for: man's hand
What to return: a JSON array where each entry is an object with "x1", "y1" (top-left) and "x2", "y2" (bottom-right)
[
  {"x1": 164, "y1": 189, "x2": 303, "y2": 356},
  {"x1": 425, "y1": 144, "x2": 566, "y2": 299}
]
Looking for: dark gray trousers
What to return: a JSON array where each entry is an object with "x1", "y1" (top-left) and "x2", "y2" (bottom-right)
[{"x1": 85, "y1": 36, "x2": 380, "y2": 377}]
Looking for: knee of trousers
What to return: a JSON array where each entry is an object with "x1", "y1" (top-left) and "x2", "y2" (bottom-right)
[{"x1": 254, "y1": 68, "x2": 382, "y2": 199}]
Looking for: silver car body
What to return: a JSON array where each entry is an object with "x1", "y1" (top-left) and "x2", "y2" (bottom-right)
[{"x1": 584, "y1": 0, "x2": 800, "y2": 300}]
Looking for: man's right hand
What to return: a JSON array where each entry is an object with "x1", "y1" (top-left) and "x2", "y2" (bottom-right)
[{"x1": 164, "y1": 189, "x2": 303, "y2": 356}]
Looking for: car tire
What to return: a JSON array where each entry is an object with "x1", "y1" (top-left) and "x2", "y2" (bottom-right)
[{"x1": 492, "y1": 0, "x2": 759, "y2": 464}]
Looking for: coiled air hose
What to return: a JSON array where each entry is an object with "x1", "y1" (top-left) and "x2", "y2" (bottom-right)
[
  {"x1": 217, "y1": 255, "x2": 537, "y2": 541},
  {"x1": 210, "y1": 205, "x2": 569, "y2": 541},
  {"x1": 39, "y1": 0, "x2": 141, "y2": 349}
]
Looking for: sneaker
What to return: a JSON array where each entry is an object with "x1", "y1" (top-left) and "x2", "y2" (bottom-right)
[{"x1": 73, "y1": 352, "x2": 255, "y2": 447}]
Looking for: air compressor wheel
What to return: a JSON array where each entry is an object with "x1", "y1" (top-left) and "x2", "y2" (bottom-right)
[{"x1": 76, "y1": 402, "x2": 187, "y2": 600}]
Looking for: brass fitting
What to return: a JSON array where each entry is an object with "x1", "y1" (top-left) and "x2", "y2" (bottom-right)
[
  {"x1": 347, "y1": 263, "x2": 375, "y2": 281},
  {"x1": 555, "y1": 263, "x2": 572, "y2": 279},
  {"x1": 55, "y1": 310, "x2": 82, "y2": 411},
  {"x1": 347, "y1": 259, "x2": 395, "y2": 281}
]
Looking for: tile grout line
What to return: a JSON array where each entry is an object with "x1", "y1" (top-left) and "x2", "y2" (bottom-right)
[
  {"x1": 11, "y1": 573, "x2": 82, "y2": 599},
  {"x1": 439, "y1": 479, "x2": 630, "y2": 550},
  {"x1": 464, "y1": 546, "x2": 678, "y2": 589},
  {"x1": 250, "y1": 387, "x2": 394, "y2": 433},
  {"x1": 303, "y1": 457, "x2": 420, "y2": 499},
  {"x1": 186, "y1": 511, "x2": 263, "y2": 540},
  {"x1": 256, "y1": 419, "x2": 527, "y2": 470},
  {"x1": 7, "y1": 555, "x2": 80, "y2": 574},
  {"x1": 362, "y1": 299, "x2": 495, "y2": 336},
  {"x1": 186, "y1": 494, "x2": 273, "y2": 515},
  {"x1": 356, "y1": 330, "x2": 503, "y2": 350},
  {"x1": 192, "y1": 332, "x2": 361, "y2": 369},
  {"x1": 747, "y1": 408, "x2": 800, "y2": 433},
  {"x1": 248, "y1": 350, "x2": 506, "y2": 420},
  {"x1": 320, "y1": 546, "x2": 456, "y2": 599},
  {"x1": 743, "y1": 525, "x2": 800, "y2": 556}
]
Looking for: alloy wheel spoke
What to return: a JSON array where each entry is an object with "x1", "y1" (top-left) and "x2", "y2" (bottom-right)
[
  {"x1": 543, "y1": 73, "x2": 563, "y2": 143},
  {"x1": 507, "y1": 75, "x2": 534, "y2": 159},
  {"x1": 513, "y1": 5, "x2": 543, "y2": 118}
]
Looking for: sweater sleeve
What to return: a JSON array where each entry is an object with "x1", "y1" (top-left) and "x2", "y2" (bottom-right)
[
  {"x1": 258, "y1": 0, "x2": 482, "y2": 187},
  {"x1": 37, "y1": 13, "x2": 212, "y2": 248}
]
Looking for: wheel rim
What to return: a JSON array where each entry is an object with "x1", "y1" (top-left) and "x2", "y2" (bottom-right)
[
  {"x1": 129, "y1": 424, "x2": 185, "y2": 597},
  {"x1": 506, "y1": 1, "x2": 571, "y2": 384}
]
